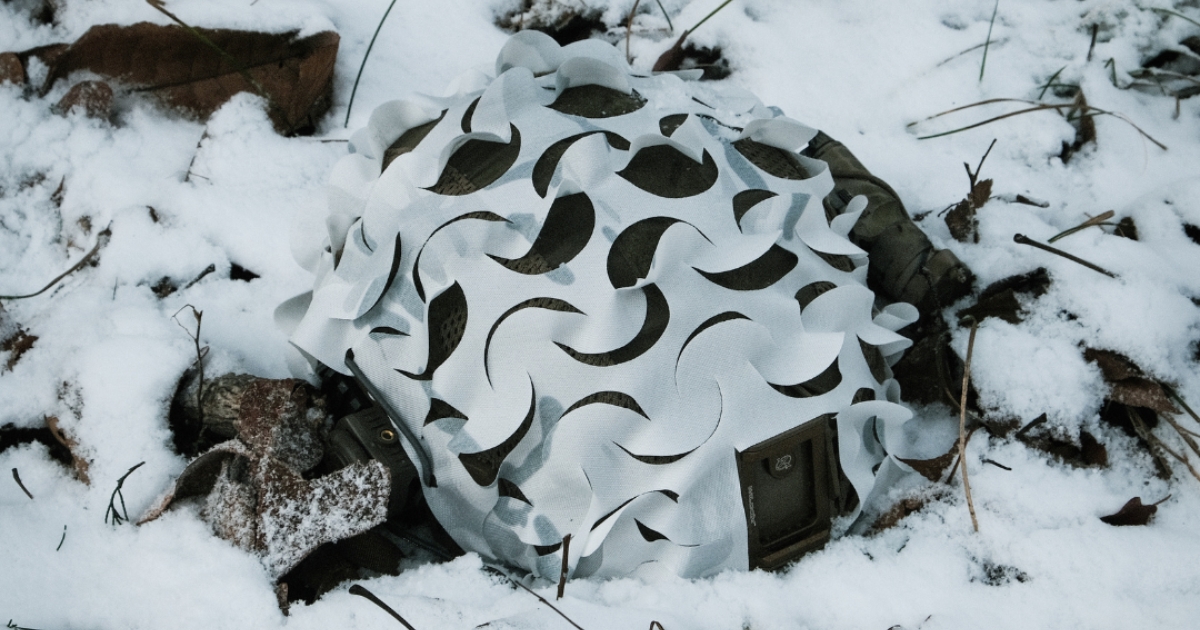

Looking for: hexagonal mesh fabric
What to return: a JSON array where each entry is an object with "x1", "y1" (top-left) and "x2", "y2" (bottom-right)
[{"x1": 279, "y1": 31, "x2": 919, "y2": 580}]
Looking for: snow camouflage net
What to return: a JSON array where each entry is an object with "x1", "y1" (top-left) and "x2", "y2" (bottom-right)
[{"x1": 278, "y1": 31, "x2": 920, "y2": 580}]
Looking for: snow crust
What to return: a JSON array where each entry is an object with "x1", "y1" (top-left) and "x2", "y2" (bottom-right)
[{"x1": 4, "y1": 0, "x2": 1200, "y2": 628}]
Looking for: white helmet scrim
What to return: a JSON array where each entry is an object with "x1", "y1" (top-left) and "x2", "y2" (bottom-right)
[{"x1": 279, "y1": 31, "x2": 918, "y2": 580}]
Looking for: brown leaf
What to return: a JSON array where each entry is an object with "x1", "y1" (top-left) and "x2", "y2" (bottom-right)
[
  {"x1": 2, "y1": 329, "x2": 37, "y2": 372},
  {"x1": 42, "y1": 23, "x2": 338, "y2": 135},
  {"x1": 957, "y1": 268, "x2": 1050, "y2": 325},
  {"x1": 16, "y1": 43, "x2": 69, "y2": 83},
  {"x1": 0, "y1": 52, "x2": 25, "y2": 85},
  {"x1": 55, "y1": 80, "x2": 113, "y2": 119},
  {"x1": 1084, "y1": 348, "x2": 1179, "y2": 415},
  {"x1": 45, "y1": 415, "x2": 91, "y2": 485},
  {"x1": 1100, "y1": 496, "x2": 1162, "y2": 526},
  {"x1": 652, "y1": 32, "x2": 689, "y2": 73},
  {"x1": 898, "y1": 427, "x2": 978, "y2": 482},
  {"x1": 1114, "y1": 216, "x2": 1138, "y2": 240},
  {"x1": 968, "y1": 178, "x2": 993, "y2": 212}
]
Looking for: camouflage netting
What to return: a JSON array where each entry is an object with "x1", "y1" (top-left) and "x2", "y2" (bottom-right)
[{"x1": 278, "y1": 31, "x2": 919, "y2": 580}]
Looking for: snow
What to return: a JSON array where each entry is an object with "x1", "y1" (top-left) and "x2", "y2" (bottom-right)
[{"x1": 3, "y1": 0, "x2": 1200, "y2": 628}]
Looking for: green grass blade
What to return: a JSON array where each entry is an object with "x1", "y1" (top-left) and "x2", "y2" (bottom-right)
[{"x1": 980, "y1": 0, "x2": 1000, "y2": 82}]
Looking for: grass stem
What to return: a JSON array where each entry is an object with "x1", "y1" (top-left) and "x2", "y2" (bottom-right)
[
  {"x1": 688, "y1": 0, "x2": 733, "y2": 35},
  {"x1": 980, "y1": 0, "x2": 1000, "y2": 82},
  {"x1": 958, "y1": 317, "x2": 980, "y2": 532},
  {"x1": 349, "y1": 584, "x2": 418, "y2": 629},
  {"x1": 345, "y1": 0, "x2": 399, "y2": 128},
  {"x1": 1047, "y1": 210, "x2": 1115, "y2": 243},
  {"x1": 12, "y1": 468, "x2": 33, "y2": 500}
]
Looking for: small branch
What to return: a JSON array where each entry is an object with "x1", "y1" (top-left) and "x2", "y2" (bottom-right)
[
  {"x1": 173, "y1": 305, "x2": 208, "y2": 430},
  {"x1": 557, "y1": 533, "x2": 571, "y2": 600},
  {"x1": 349, "y1": 584, "x2": 418, "y2": 630},
  {"x1": 1013, "y1": 234, "x2": 1116, "y2": 278},
  {"x1": 1047, "y1": 210, "x2": 1115, "y2": 243},
  {"x1": 345, "y1": 0, "x2": 399, "y2": 128},
  {"x1": 104, "y1": 462, "x2": 145, "y2": 525},
  {"x1": 12, "y1": 468, "x2": 33, "y2": 500},
  {"x1": 626, "y1": 0, "x2": 643, "y2": 64},
  {"x1": 0, "y1": 230, "x2": 108, "y2": 300},
  {"x1": 503, "y1": 571, "x2": 586, "y2": 630},
  {"x1": 958, "y1": 317, "x2": 980, "y2": 532},
  {"x1": 982, "y1": 459, "x2": 1011, "y2": 471}
]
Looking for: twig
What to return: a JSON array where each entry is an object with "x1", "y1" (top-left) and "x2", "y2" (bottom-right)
[
  {"x1": 104, "y1": 462, "x2": 145, "y2": 525},
  {"x1": 1163, "y1": 385, "x2": 1200, "y2": 427},
  {"x1": 1013, "y1": 234, "x2": 1116, "y2": 278},
  {"x1": 7, "y1": 621, "x2": 42, "y2": 630},
  {"x1": 650, "y1": 623, "x2": 666, "y2": 630},
  {"x1": 965, "y1": 139, "x2": 996, "y2": 188},
  {"x1": 56, "y1": 525, "x2": 67, "y2": 551},
  {"x1": 557, "y1": 533, "x2": 571, "y2": 600},
  {"x1": 1087, "y1": 24, "x2": 1097, "y2": 62},
  {"x1": 626, "y1": 0, "x2": 643, "y2": 64},
  {"x1": 980, "y1": 0, "x2": 1000, "y2": 82},
  {"x1": 349, "y1": 584, "x2": 418, "y2": 630},
  {"x1": 0, "y1": 230, "x2": 107, "y2": 300},
  {"x1": 12, "y1": 468, "x2": 33, "y2": 499},
  {"x1": 1047, "y1": 210, "x2": 1115, "y2": 243},
  {"x1": 173, "y1": 306, "x2": 208, "y2": 429},
  {"x1": 909, "y1": 98, "x2": 1167, "y2": 150},
  {"x1": 958, "y1": 317, "x2": 980, "y2": 532},
  {"x1": 982, "y1": 459, "x2": 1011, "y2": 471},
  {"x1": 345, "y1": 0, "x2": 399, "y2": 128},
  {"x1": 1162, "y1": 413, "x2": 1200, "y2": 461},
  {"x1": 502, "y1": 571, "x2": 586, "y2": 630}
]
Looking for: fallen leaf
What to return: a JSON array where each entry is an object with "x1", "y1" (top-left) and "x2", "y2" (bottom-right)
[
  {"x1": 945, "y1": 178, "x2": 990, "y2": 243},
  {"x1": 652, "y1": 32, "x2": 689, "y2": 72},
  {"x1": 2, "y1": 328, "x2": 37, "y2": 372},
  {"x1": 55, "y1": 80, "x2": 113, "y2": 119},
  {"x1": 1084, "y1": 348, "x2": 1179, "y2": 415},
  {"x1": 957, "y1": 267, "x2": 1051, "y2": 325},
  {"x1": 0, "y1": 52, "x2": 24, "y2": 85},
  {"x1": 42, "y1": 23, "x2": 338, "y2": 135},
  {"x1": 45, "y1": 415, "x2": 91, "y2": 485},
  {"x1": 1100, "y1": 496, "x2": 1164, "y2": 526}
]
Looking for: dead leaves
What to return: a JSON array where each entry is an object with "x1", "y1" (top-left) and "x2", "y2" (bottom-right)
[
  {"x1": 144, "y1": 375, "x2": 388, "y2": 578},
  {"x1": 1085, "y1": 348, "x2": 1178, "y2": 416},
  {"x1": 9, "y1": 22, "x2": 338, "y2": 135},
  {"x1": 945, "y1": 140, "x2": 995, "y2": 243},
  {"x1": 956, "y1": 267, "x2": 1051, "y2": 325},
  {"x1": 1099, "y1": 496, "x2": 1169, "y2": 527}
]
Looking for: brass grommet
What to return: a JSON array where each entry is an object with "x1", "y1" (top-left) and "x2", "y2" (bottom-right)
[{"x1": 378, "y1": 429, "x2": 397, "y2": 444}]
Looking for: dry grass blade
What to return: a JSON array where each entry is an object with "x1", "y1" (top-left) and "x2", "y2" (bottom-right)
[
  {"x1": 349, "y1": 584, "x2": 418, "y2": 630},
  {"x1": 980, "y1": 0, "x2": 1000, "y2": 82},
  {"x1": 1148, "y1": 7, "x2": 1200, "y2": 30},
  {"x1": 0, "y1": 229, "x2": 108, "y2": 301},
  {"x1": 958, "y1": 317, "x2": 980, "y2": 532},
  {"x1": 345, "y1": 0, "x2": 398, "y2": 128},
  {"x1": 502, "y1": 570, "x2": 586, "y2": 630},
  {"x1": 909, "y1": 98, "x2": 1167, "y2": 150},
  {"x1": 12, "y1": 468, "x2": 33, "y2": 500},
  {"x1": 626, "y1": 0, "x2": 642, "y2": 64},
  {"x1": 1048, "y1": 210, "x2": 1115, "y2": 243}
]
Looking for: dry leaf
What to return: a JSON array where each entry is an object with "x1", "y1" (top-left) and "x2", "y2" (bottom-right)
[
  {"x1": 1084, "y1": 348, "x2": 1179, "y2": 415},
  {"x1": 42, "y1": 23, "x2": 338, "y2": 135},
  {"x1": 55, "y1": 80, "x2": 113, "y2": 119},
  {"x1": 0, "y1": 52, "x2": 25, "y2": 85},
  {"x1": 2, "y1": 329, "x2": 37, "y2": 372},
  {"x1": 1100, "y1": 496, "x2": 1163, "y2": 526},
  {"x1": 957, "y1": 267, "x2": 1051, "y2": 325},
  {"x1": 45, "y1": 415, "x2": 91, "y2": 485},
  {"x1": 652, "y1": 32, "x2": 689, "y2": 72},
  {"x1": 946, "y1": 178, "x2": 991, "y2": 243}
]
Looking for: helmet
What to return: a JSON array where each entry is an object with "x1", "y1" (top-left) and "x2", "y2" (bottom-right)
[{"x1": 280, "y1": 31, "x2": 917, "y2": 580}]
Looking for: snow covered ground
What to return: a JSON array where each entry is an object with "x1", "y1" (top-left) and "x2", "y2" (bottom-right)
[{"x1": 3, "y1": 0, "x2": 1200, "y2": 628}]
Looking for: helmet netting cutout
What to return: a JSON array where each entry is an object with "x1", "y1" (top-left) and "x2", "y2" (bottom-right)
[{"x1": 279, "y1": 31, "x2": 919, "y2": 580}]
